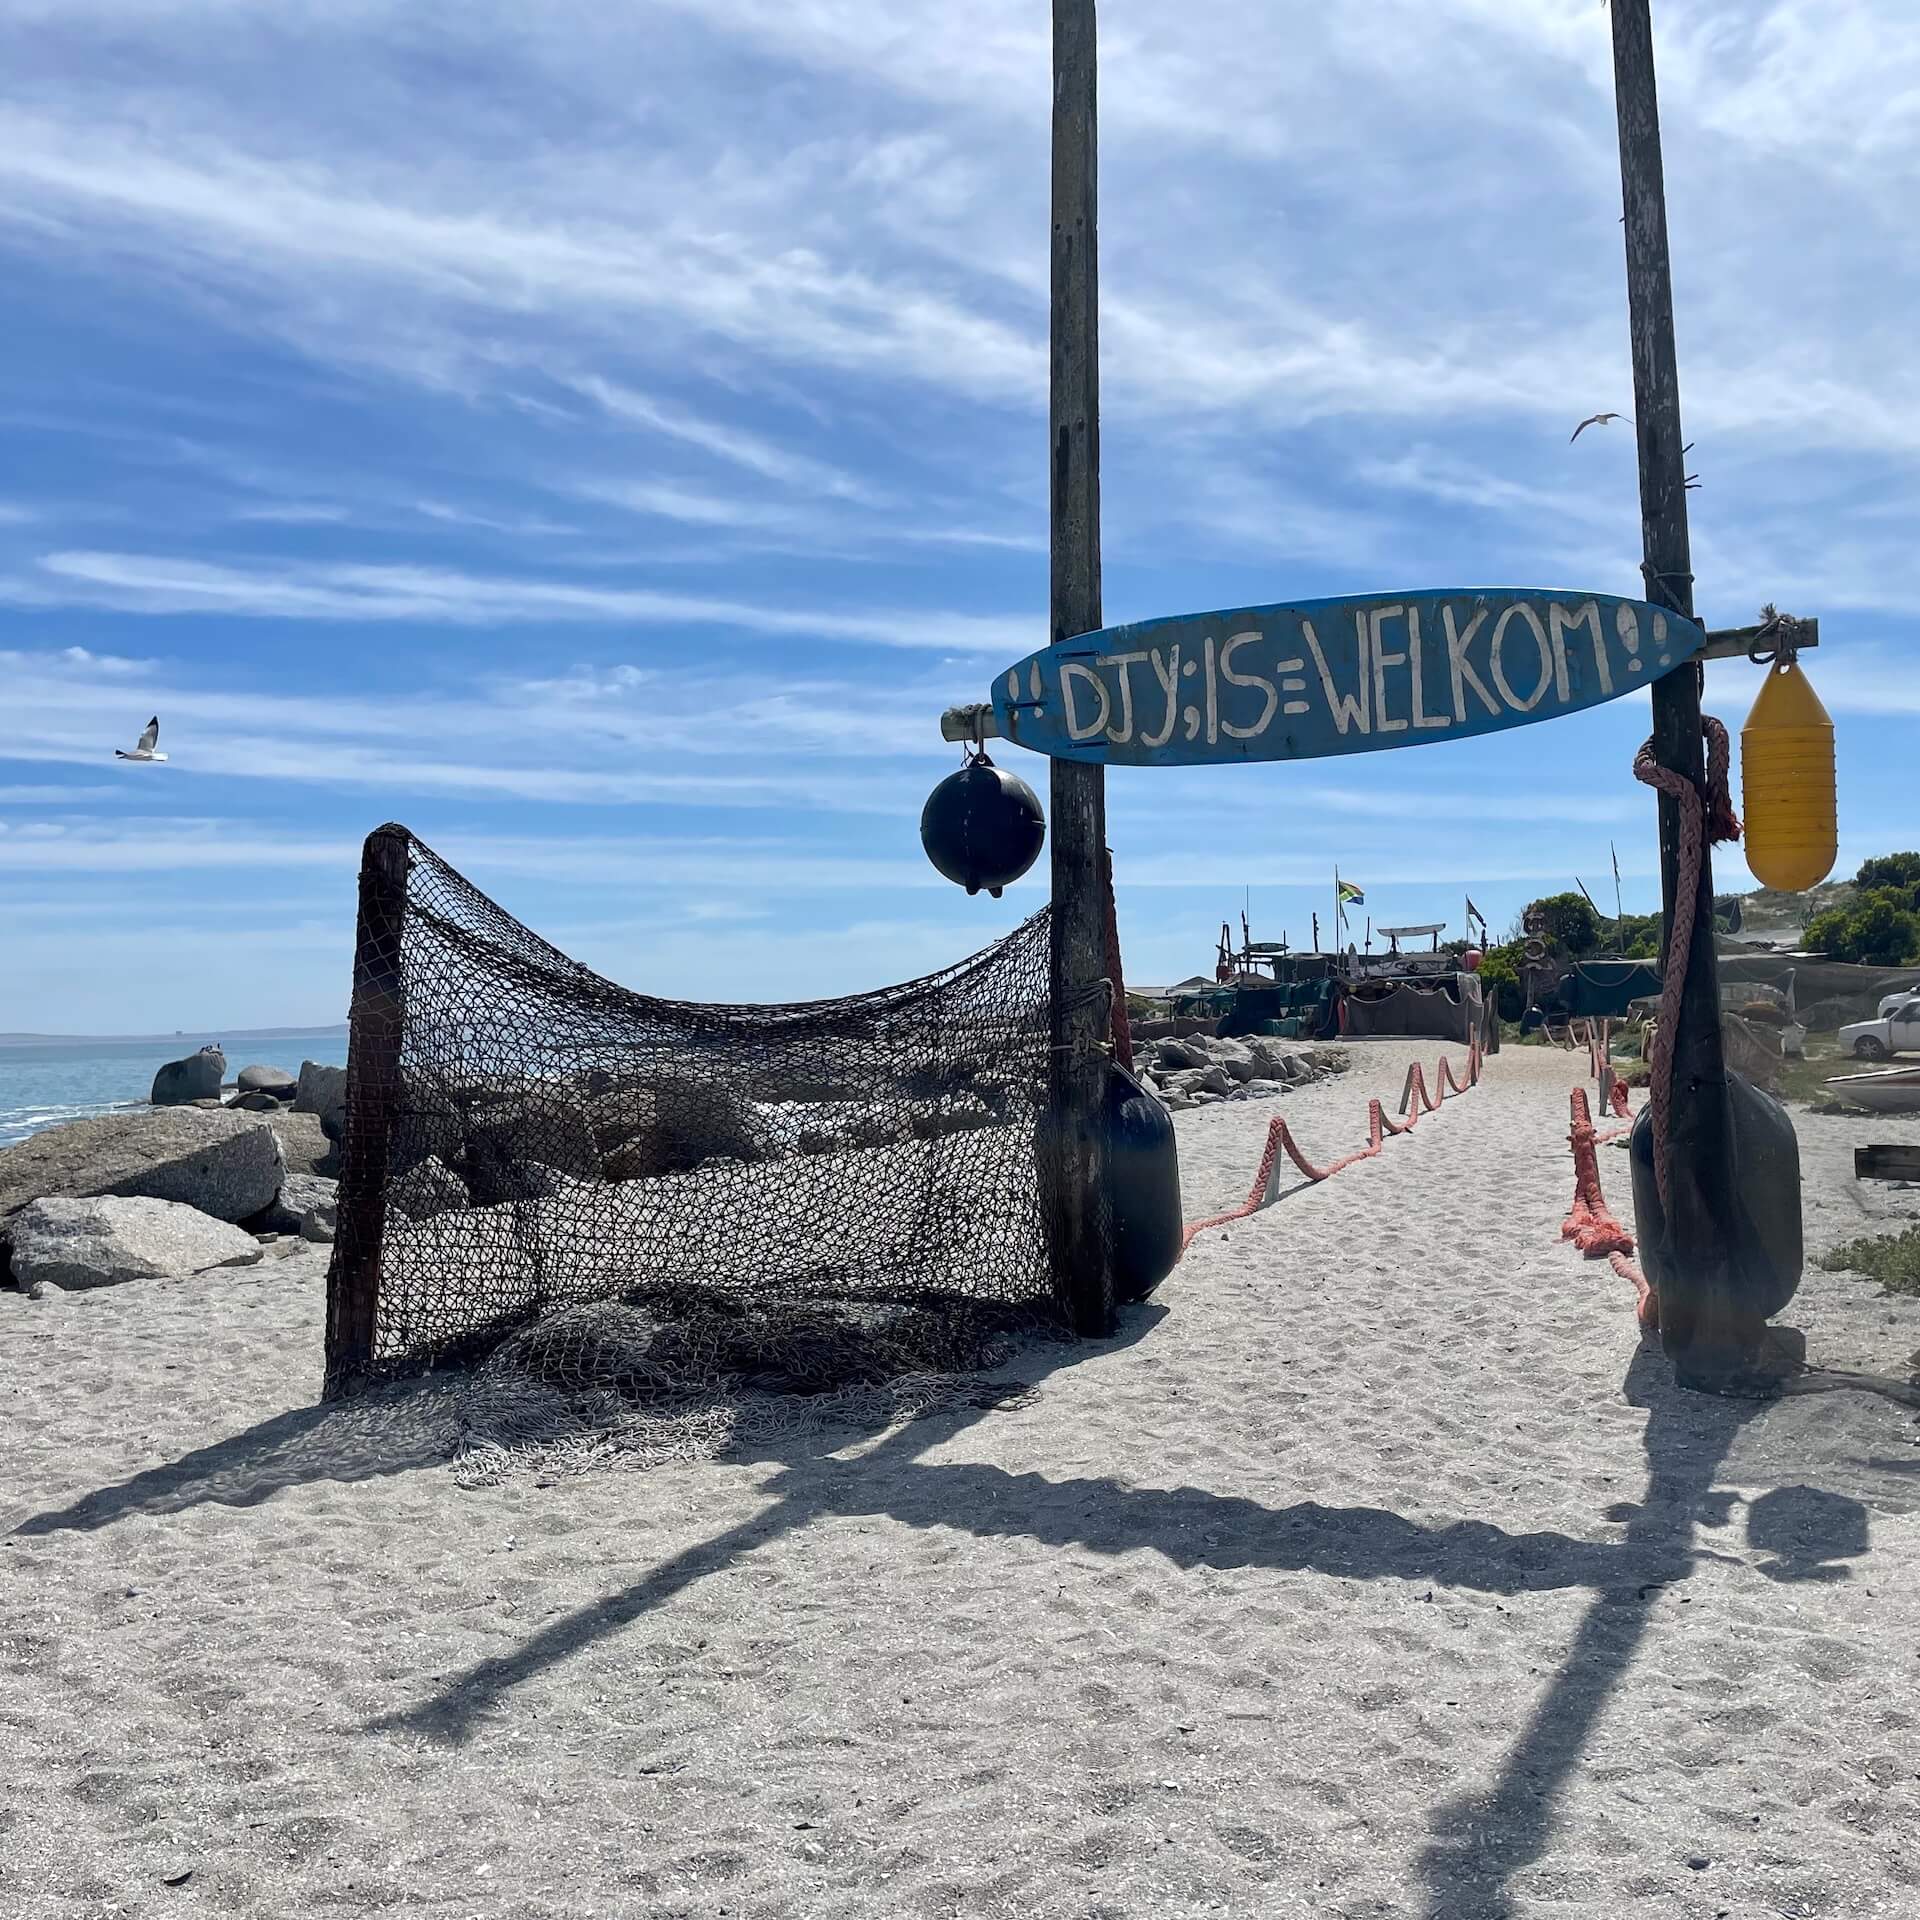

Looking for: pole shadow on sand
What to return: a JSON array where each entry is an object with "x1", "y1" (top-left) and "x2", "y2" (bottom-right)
[{"x1": 8, "y1": 1306, "x2": 1905, "y2": 1919}]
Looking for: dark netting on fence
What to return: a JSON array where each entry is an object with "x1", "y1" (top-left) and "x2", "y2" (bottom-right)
[{"x1": 323, "y1": 826, "x2": 1068, "y2": 1476}]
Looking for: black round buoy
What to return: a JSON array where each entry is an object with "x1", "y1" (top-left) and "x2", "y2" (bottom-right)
[
  {"x1": 1107, "y1": 1062, "x2": 1182, "y2": 1303},
  {"x1": 920, "y1": 752, "x2": 1045, "y2": 898}
]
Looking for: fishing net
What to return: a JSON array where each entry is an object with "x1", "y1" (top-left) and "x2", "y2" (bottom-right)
[{"x1": 322, "y1": 827, "x2": 1070, "y2": 1477}]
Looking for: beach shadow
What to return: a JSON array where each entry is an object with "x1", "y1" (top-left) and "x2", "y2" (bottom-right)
[
  {"x1": 3, "y1": 1302, "x2": 1159, "y2": 1545},
  {"x1": 1411, "y1": 1336, "x2": 1875, "y2": 1920},
  {"x1": 373, "y1": 1316, "x2": 1763, "y2": 1749},
  {"x1": 4, "y1": 1383, "x2": 464, "y2": 1538}
]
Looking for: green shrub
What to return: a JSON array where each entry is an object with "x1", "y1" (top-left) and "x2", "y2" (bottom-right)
[
  {"x1": 1525, "y1": 891, "x2": 1602, "y2": 956},
  {"x1": 1804, "y1": 889, "x2": 1920, "y2": 967},
  {"x1": 1855, "y1": 852, "x2": 1920, "y2": 896},
  {"x1": 1817, "y1": 1226, "x2": 1920, "y2": 1298},
  {"x1": 1474, "y1": 940, "x2": 1528, "y2": 1022}
]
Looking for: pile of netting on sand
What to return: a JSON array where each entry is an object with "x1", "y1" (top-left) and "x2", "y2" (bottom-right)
[{"x1": 325, "y1": 828, "x2": 1076, "y2": 1483}]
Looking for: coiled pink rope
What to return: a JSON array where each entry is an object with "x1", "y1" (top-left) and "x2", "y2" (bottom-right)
[
  {"x1": 1631, "y1": 714, "x2": 1740, "y2": 1213},
  {"x1": 1562, "y1": 1087, "x2": 1657, "y2": 1329}
]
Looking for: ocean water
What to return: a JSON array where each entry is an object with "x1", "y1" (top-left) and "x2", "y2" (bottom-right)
[{"x1": 0, "y1": 1030, "x2": 350, "y2": 1148}]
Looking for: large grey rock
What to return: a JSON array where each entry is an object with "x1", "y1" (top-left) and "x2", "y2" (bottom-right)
[
  {"x1": 227, "y1": 1090, "x2": 286, "y2": 1112},
  {"x1": 1154, "y1": 1038, "x2": 1212, "y2": 1071},
  {"x1": 264, "y1": 1109, "x2": 335, "y2": 1178},
  {"x1": 0, "y1": 1107, "x2": 287, "y2": 1235},
  {"x1": 11, "y1": 1196, "x2": 264, "y2": 1293},
  {"x1": 389, "y1": 1155, "x2": 468, "y2": 1221},
  {"x1": 236, "y1": 1064, "x2": 297, "y2": 1097},
  {"x1": 1247, "y1": 1039, "x2": 1308, "y2": 1083},
  {"x1": 292, "y1": 1061, "x2": 349, "y2": 1142},
  {"x1": 151, "y1": 1046, "x2": 226, "y2": 1106},
  {"x1": 462, "y1": 1089, "x2": 600, "y2": 1203},
  {"x1": 596, "y1": 1080, "x2": 769, "y2": 1182},
  {"x1": 243, "y1": 1172, "x2": 340, "y2": 1238}
]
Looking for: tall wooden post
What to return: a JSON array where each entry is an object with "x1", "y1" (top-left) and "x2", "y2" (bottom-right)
[
  {"x1": 1609, "y1": 1, "x2": 1742, "y2": 1381},
  {"x1": 323, "y1": 822, "x2": 411, "y2": 1397},
  {"x1": 1047, "y1": 0, "x2": 1114, "y2": 1336}
]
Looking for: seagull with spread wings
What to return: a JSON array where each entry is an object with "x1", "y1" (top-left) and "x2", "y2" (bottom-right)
[
  {"x1": 115, "y1": 716, "x2": 168, "y2": 763},
  {"x1": 1570, "y1": 411, "x2": 1630, "y2": 442}
]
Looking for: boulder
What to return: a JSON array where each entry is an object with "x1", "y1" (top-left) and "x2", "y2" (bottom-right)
[
  {"x1": 228, "y1": 1090, "x2": 286, "y2": 1112},
  {"x1": 907, "y1": 1093, "x2": 999, "y2": 1142},
  {"x1": 243, "y1": 1172, "x2": 340, "y2": 1238},
  {"x1": 292, "y1": 1061, "x2": 350, "y2": 1142},
  {"x1": 264, "y1": 1110, "x2": 335, "y2": 1178},
  {"x1": 0, "y1": 1107, "x2": 286, "y2": 1236},
  {"x1": 389, "y1": 1155, "x2": 468, "y2": 1221},
  {"x1": 151, "y1": 1046, "x2": 226, "y2": 1106},
  {"x1": 461, "y1": 1089, "x2": 601, "y2": 1203},
  {"x1": 236, "y1": 1064, "x2": 298, "y2": 1097},
  {"x1": 1154, "y1": 1039, "x2": 1212, "y2": 1072},
  {"x1": 10, "y1": 1195, "x2": 264, "y2": 1293},
  {"x1": 1243, "y1": 1078, "x2": 1289, "y2": 1099},
  {"x1": 1247, "y1": 1040, "x2": 1306, "y2": 1083},
  {"x1": 598, "y1": 1080, "x2": 770, "y2": 1181},
  {"x1": 297, "y1": 1181, "x2": 339, "y2": 1243}
]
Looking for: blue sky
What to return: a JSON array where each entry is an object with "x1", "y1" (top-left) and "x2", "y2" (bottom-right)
[{"x1": 3, "y1": 0, "x2": 1916, "y2": 1032}]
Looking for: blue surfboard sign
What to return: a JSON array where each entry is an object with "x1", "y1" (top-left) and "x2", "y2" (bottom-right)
[{"x1": 990, "y1": 588, "x2": 1704, "y2": 766}]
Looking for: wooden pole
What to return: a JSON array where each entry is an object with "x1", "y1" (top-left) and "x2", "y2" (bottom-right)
[
  {"x1": 1047, "y1": 0, "x2": 1113, "y2": 1336},
  {"x1": 323, "y1": 823, "x2": 411, "y2": 1397},
  {"x1": 1608, "y1": 0, "x2": 1744, "y2": 1382}
]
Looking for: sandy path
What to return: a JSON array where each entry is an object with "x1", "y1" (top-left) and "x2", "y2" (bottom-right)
[{"x1": 4, "y1": 1039, "x2": 1919, "y2": 1919}]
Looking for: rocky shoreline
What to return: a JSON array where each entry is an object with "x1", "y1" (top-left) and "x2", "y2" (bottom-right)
[
  {"x1": 1130, "y1": 1030, "x2": 1348, "y2": 1111},
  {"x1": 0, "y1": 1033, "x2": 1343, "y2": 1296},
  {"x1": 0, "y1": 1048, "x2": 343, "y2": 1295}
]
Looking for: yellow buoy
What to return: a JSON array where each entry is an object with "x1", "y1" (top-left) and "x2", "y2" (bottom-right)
[{"x1": 1740, "y1": 659, "x2": 1836, "y2": 892}]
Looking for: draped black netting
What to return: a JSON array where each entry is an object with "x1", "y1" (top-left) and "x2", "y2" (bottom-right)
[{"x1": 323, "y1": 827, "x2": 1066, "y2": 1476}]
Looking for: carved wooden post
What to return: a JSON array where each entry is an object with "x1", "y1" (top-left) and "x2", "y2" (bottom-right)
[
  {"x1": 1047, "y1": 0, "x2": 1115, "y2": 1336},
  {"x1": 1609, "y1": 0, "x2": 1744, "y2": 1382},
  {"x1": 323, "y1": 823, "x2": 411, "y2": 1398}
]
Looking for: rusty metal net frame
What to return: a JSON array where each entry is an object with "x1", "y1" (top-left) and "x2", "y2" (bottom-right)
[{"x1": 323, "y1": 826, "x2": 1068, "y2": 1447}]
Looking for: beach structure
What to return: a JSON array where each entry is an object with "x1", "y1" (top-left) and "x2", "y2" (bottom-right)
[{"x1": 934, "y1": 0, "x2": 1836, "y2": 1392}]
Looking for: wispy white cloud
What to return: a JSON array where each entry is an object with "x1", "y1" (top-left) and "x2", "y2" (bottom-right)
[
  {"x1": 231, "y1": 501, "x2": 350, "y2": 525},
  {"x1": 563, "y1": 376, "x2": 880, "y2": 503},
  {"x1": 0, "y1": 784, "x2": 125, "y2": 803},
  {"x1": 9, "y1": 549, "x2": 1032, "y2": 651},
  {"x1": 570, "y1": 478, "x2": 802, "y2": 531}
]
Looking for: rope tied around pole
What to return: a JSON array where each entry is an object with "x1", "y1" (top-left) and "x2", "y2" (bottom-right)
[
  {"x1": 1744, "y1": 602, "x2": 1812, "y2": 669},
  {"x1": 1102, "y1": 846, "x2": 1133, "y2": 1073},
  {"x1": 1632, "y1": 713, "x2": 1741, "y2": 1215}
]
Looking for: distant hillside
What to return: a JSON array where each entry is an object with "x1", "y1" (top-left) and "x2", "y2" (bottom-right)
[
  {"x1": 0, "y1": 1023, "x2": 348, "y2": 1049},
  {"x1": 1726, "y1": 878, "x2": 1855, "y2": 946}
]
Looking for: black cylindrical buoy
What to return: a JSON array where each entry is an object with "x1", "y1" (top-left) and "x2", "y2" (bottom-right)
[
  {"x1": 1107, "y1": 1062, "x2": 1182, "y2": 1303},
  {"x1": 1629, "y1": 1070, "x2": 1802, "y2": 1326},
  {"x1": 920, "y1": 752, "x2": 1045, "y2": 898}
]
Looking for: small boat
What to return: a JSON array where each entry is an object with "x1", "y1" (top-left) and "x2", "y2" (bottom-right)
[{"x1": 1823, "y1": 1064, "x2": 1920, "y2": 1113}]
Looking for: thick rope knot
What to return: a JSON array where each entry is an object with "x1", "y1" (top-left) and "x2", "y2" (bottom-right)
[{"x1": 1632, "y1": 714, "x2": 1741, "y2": 1213}]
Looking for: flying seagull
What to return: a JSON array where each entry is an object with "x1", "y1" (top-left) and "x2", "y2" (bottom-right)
[
  {"x1": 115, "y1": 716, "x2": 168, "y2": 763},
  {"x1": 1570, "y1": 411, "x2": 1629, "y2": 443}
]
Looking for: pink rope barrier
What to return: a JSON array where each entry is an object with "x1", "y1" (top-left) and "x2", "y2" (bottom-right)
[
  {"x1": 1561, "y1": 1086, "x2": 1657, "y2": 1330},
  {"x1": 1179, "y1": 1038, "x2": 1482, "y2": 1252}
]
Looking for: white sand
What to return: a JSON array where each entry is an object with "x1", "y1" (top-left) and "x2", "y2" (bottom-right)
[{"x1": 5, "y1": 1039, "x2": 1920, "y2": 1919}]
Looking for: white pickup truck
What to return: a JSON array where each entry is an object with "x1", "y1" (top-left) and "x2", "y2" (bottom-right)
[{"x1": 1840, "y1": 994, "x2": 1920, "y2": 1060}]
